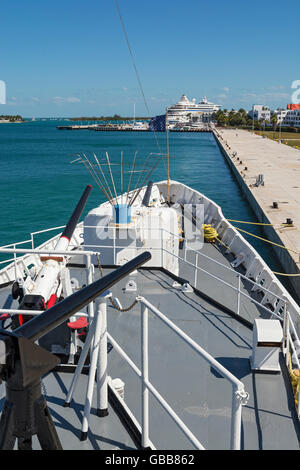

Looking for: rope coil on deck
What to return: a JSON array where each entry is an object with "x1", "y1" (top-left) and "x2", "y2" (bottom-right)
[
  {"x1": 288, "y1": 353, "x2": 299, "y2": 407},
  {"x1": 202, "y1": 224, "x2": 218, "y2": 243}
]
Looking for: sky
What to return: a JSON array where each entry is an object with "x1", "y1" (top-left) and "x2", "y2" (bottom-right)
[{"x1": 1, "y1": 0, "x2": 300, "y2": 117}]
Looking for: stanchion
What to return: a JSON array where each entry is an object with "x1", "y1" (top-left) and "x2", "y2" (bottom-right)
[{"x1": 64, "y1": 291, "x2": 111, "y2": 441}]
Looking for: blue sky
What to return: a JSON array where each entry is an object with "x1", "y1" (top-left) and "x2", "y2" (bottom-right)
[{"x1": 1, "y1": 0, "x2": 299, "y2": 117}]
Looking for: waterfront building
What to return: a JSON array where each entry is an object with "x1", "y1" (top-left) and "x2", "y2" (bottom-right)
[
  {"x1": 248, "y1": 104, "x2": 300, "y2": 128},
  {"x1": 271, "y1": 106, "x2": 300, "y2": 128},
  {"x1": 248, "y1": 105, "x2": 271, "y2": 122}
]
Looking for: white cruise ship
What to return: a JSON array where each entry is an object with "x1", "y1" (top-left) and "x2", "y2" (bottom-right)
[{"x1": 167, "y1": 94, "x2": 221, "y2": 127}]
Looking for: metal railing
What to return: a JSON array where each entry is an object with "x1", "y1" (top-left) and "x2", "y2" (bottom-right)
[
  {"x1": 0, "y1": 224, "x2": 293, "y2": 344},
  {"x1": 0, "y1": 223, "x2": 292, "y2": 308},
  {"x1": 0, "y1": 252, "x2": 151, "y2": 450},
  {"x1": 0, "y1": 239, "x2": 299, "y2": 446},
  {"x1": 1, "y1": 224, "x2": 299, "y2": 369},
  {"x1": 138, "y1": 296, "x2": 248, "y2": 449},
  {"x1": 0, "y1": 223, "x2": 293, "y2": 327},
  {"x1": 31, "y1": 224, "x2": 290, "y2": 305},
  {"x1": 94, "y1": 294, "x2": 249, "y2": 450}
]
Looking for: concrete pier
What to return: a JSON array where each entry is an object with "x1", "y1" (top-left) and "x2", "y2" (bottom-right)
[{"x1": 213, "y1": 128, "x2": 300, "y2": 301}]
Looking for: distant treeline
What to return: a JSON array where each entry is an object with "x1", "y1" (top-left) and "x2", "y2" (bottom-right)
[
  {"x1": 70, "y1": 114, "x2": 149, "y2": 121},
  {"x1": 0, "y1": 114, "x2": 24, "y2": 122}
]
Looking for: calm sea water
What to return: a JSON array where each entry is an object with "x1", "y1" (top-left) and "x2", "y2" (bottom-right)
[{"x1": 0, "y1": 120, "x2": 284, "y2": 279}]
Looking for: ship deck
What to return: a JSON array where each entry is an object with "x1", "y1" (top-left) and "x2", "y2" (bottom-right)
[{"x1": 0, "y1": 239, "x2": 299, "y2": 450}]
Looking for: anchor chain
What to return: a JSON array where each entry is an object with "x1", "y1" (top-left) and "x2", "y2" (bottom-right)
[
  {"x1": 109, "y1": 296, "x2": 139, "y2": 312},
  {"x1": 96, "y1": 252, "x2": 103, "y2": 278},
  {"x1": 95, "y1": 253, "x2": 138, "y2": 312}
]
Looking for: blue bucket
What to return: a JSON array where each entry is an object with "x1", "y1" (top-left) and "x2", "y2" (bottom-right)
[{"x1": 114, "y1": 204, "x2": 131, "y2": 224}]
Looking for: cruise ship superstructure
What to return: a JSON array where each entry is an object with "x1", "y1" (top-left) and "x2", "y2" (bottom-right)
[{"x1": 167, "y1": 94, "x2": 221, "y2": 128}]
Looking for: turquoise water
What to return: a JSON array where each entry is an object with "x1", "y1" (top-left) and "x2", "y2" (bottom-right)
[{"x1": 0, "y1": 120, "x2": 282, "y2": 275}]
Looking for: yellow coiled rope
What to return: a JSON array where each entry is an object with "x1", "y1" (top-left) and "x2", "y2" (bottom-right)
[
  {"x1": 202, "y1": 224, "x2": 218, "y2": 243},
  {"x1": 288, "y1": 353, "x2": 299, "y2": 407}
]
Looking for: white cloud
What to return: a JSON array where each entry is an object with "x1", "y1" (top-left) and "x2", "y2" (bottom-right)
[
  {"x1": 222, "y1": 87, "x2": 230, "y2": 93},
  {"x1": 242, "y1": 92, "x2": 290, "y2": 101},
  {"x1": 53, "y1": 96, "x2": 81, "y2": 104}
]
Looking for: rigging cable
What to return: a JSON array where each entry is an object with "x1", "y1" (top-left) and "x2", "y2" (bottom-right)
[{"x1": 113, "y1": 0, "x2": 166, "y2": 172}]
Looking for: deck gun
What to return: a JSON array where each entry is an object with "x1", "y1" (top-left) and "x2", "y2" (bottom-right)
[
  {"x1": 11, "y1": 185, "x2": 92, "y2": 329},
  {"x1": 0, "y1": 251, "x2": 151, "y2": 449}
]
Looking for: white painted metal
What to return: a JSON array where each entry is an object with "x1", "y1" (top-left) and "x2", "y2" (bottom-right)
[
  {"x1": 64, "y1": 294, "x2": 111, "y2": 437},
  {"x1": 141, "y1": 303, "x2": 150, "y2": 448},
  {"x1": 251, "y1": 319, "x2": 283, "y2": 372},
  {"x1": 81, "y1": 299, "x2": 105, "y2": 436},
  {"x1": 60, "y1": 267, "x2": 77, "y2": 364},
  {"x1": 97, "y1": 296, "x2": 108, "y2": 415}
]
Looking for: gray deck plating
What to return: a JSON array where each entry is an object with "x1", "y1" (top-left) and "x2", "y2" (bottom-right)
[{"x1": 0, "y1": 239, "x2": 299, "y2": 450}]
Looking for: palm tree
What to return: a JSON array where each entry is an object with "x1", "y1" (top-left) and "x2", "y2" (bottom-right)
[{"x1": 271, "y1": 114, "x2": 278, "y2": 137}]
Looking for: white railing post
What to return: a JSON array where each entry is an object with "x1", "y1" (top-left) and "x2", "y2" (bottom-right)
[
  {"x1": 141, "y1": 302, "x2": 150, "y2": 449},
  {"x1": 194, "y1": 253, "x2": 198, "y2": 286},
  {"x1": 86, "y1": 253, "x2": 94, "y2": 321},
  {"x1": 230, "y1": 386, "x2": 245, "y2": 450},
  {"x1": 113, "y1": 226, "x2": 116, "y2": 264},
  {"x1": 161, "y1": 228, "x2": 163, "y2": 268},
  {"x1": 97, "y1": 294, "x2": 109, "y2": 417},
  {"x1": 237, "y1": 275, "x2": 241, "y2": 316},
  {"x1": 81, "y1": 300, "x2": 105, "y2": 440},
  {"x1": 283, "y1": 302, "x2": 289, "y2": 367},
  {"x1": 282, "y1": 301, "x2": 287, "y2": 357},
  {"x1": 13, "y1": 244, "x2": 17, "y2": 280}
]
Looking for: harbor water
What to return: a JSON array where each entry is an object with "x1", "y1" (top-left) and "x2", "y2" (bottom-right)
[{"x1": 0, "y1": 120, "x2": 286, "y2": 285}]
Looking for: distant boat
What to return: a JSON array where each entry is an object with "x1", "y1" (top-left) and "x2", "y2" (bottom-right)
[{"x1": 131, "y1": 121, "x2": 149, "y2": 130}]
